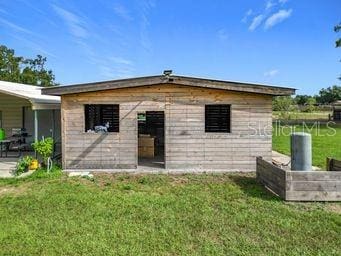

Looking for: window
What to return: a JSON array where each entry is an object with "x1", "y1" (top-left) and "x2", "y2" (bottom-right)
[
  {"x1": 85, "y1": 104, "x2": 119, "y2": 132},
  {"x1": 205, "y1": 104, "x2": 231, "y2": 133}
]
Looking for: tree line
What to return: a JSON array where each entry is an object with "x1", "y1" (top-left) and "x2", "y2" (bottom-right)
[
  {"x1": 0, "y1": 45, "x2": 56, "y2": 86},
  {"x1": 273, "y1": 86, "x2": 341, "y2": 112},
  {"x1": 274, "y1": 23, "x2": 341, "y2": 112}
]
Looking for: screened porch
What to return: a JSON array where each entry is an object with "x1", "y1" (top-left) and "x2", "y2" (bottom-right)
[{"x1": 0, "y1": 81, "x2": 61, "y2": 160}]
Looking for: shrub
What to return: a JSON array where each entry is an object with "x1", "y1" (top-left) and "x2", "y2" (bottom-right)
[
  {"x1": 273, "y1": 96, "x2": 295, "y2": 111},
  {"x1": 15, "y1": 156, "x2": 33, "y2": 176},
  {"x1": 302, "y1": 97, "x2": 316, "y2": 112},
  {"x1": 32, "y1": 137, "x2": 54, "y2": 165}
]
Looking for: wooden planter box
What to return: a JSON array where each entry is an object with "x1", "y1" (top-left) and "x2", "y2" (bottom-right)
[{"x1": 256, "y1": 157, "x2": 341, "y2": 201}]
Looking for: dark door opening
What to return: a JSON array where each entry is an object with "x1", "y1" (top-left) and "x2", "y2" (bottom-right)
[{"x1": 137, "y1": 111, "x2": 165, "y2": 168}]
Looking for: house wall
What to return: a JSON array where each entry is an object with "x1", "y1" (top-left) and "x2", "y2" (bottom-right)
[
  {"x1": 0, "y1": 92, "x2": 30, "y2": 136},
  {"x1": 61, "y1": 84, "x2": 272, "y2": 171}
]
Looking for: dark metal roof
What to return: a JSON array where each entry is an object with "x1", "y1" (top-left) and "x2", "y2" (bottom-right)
[{"x1": 42, "y1": 75, "x2": 296, "y2": 96}]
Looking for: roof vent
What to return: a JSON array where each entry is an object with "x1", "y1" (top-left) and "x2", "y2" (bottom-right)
[{"x1": 163, "y1": 70, "x2": 173, "y2": 77}]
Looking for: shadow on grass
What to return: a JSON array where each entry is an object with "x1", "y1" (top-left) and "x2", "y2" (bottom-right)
[{"x1": 229, "y1": 174, "x2": 282, "y2": 202}]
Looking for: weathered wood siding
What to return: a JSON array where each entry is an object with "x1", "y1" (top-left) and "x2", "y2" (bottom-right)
[
  {"x1": 285, "y1": 171, "x2": 341, "y2": 201},
  {"x1": 257, "y1": 157, "x2": 341, "y2": 201},
  {"x1": 0, "y1": 93, "x2": 30, "y2": 136},
  {"x1": 62, "y1": 84, "x2": 272, "y2": 170},
  {"x1": 326, "y1": 157, "x2": 341, "y2": 172},
  {"x1": 256, "y1": 157, "x2": 286, "y2": 198}
]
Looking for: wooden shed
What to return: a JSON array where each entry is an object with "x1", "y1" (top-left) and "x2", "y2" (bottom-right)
[
  {"x1": 332, "y1": 100, "x2": 341, "y2": 121},
  {"x1": 42, "y1": 73, "x2": 295, "y2": 171}
]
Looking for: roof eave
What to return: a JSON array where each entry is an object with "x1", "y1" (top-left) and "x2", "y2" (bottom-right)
[{"x1": 42, "y1": 75, "x2": 296, "y2": 96}]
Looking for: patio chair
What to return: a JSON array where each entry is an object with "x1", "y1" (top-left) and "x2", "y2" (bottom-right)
[{"x1": 8, "y1": 140, "x2": 28, "y2": 157}]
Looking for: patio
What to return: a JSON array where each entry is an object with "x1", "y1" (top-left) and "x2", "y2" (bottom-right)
[{"x1": 0, "y1": 151, "x2": 35, "y2": 177}]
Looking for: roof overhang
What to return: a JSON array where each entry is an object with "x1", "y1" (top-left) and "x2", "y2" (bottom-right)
[
  {"x1": 42, "y1": 75, "x2": 296, "y2": 96},
  {"x1": 31, "y1": 103, "x2": 60, "y2": 110},
  {"x1": 0, "y1": 80, "x2": 60, "y2": 110}
]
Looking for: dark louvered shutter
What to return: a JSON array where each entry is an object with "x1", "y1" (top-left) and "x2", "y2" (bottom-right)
[
  {"x1": 85, "y1": 105, "x2": 100, "y2": 132},
  {"x1": 205, "y1": 105, "x2": 231, "y2": 133},
  {"x1": 100, "y1": 105, "x2": 119, "y2": 132},
  {"x1": 85, "y1": 104, "x2": 119, "y2": 132}
]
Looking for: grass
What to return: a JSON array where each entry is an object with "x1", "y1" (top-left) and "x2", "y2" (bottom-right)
[
  {"x1": 0, "y1": 170, "x2": 340, "y2": 255},
  {"x1": 273, "y1": 111, "x2": 331, "y2": 120},
  {"x1": 272, "y1": 123, "x2": 341, "y2": 168}
]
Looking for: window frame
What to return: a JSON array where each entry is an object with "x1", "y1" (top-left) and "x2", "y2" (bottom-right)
[
  {"x1": 84, "y1": 104, "x2": 120, "y2": 133},
  {"x1": 205, "y1": 104, "x2": 231, "y2": 133}
]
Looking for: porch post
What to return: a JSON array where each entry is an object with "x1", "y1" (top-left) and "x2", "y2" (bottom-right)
[
  {"x1": 34, "y1": 110, "x2": 38, "y2": 141},
  {"x1": 52, "y1": 109, "x2": 55, "y2": 140}
]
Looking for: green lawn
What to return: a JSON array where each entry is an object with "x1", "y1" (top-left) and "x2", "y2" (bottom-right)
[
  {"x1": 0, "y1": 170, "x2": 340, "y2": 255},
  {"x1": 272, "y1": 111, "x2": 331, "y2": 120},
  {"x1": 273, "y1": 123, "x2": 341, "y2": 168}
]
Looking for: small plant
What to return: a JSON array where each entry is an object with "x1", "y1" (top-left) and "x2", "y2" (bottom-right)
[
  {"x1": 32, "y1": 137, "x2": 54, "y2": 171},
  {"x1": 15, "y1": 156, "x2": 33, "y2": 176},
  {"x1": 138, "y1": 176, "x2": 149, "y2": 184},
  {"x1": 120, "y1": 184, "x2": 132, "y2": 190}
]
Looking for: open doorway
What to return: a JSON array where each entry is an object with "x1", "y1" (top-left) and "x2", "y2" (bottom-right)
[{"x1": 137, "y1": 111, "x2": 165, "y2": 168}]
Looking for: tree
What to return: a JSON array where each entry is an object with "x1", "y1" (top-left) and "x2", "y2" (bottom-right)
[
  {"x1": 302, "y1": 97, "x2": 316, "y2": 112},
  {"x1": 273, "y1": 96, "x2": 295, "y2": 111},
  {"x1": 316, "y1": 85, "x2": 341, "y2": 104},
  {"x1": 335, "y1": 23, "x2": 341, "y2": 80},
  {"x1": 0, "y1": 45, "x2": 56, "y2": 86},
  {"x1": 273, "y1": 96, "x2": 297, "y2": 120},
  {"x1": 335, "y1": 23, "x2": 341, "y2": 48},
  {"x1": 294, "y1": 94, "x2": 311, "y2": 105}
]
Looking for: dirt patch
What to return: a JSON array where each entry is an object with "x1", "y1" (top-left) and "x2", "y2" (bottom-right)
[
  {"x1": 89, "y1": 172, "x2": 256, "y2": 188},
  {"x1": 0, "y1": 185, "x2": 29, "y2": 197},
  {"x1": 325, "y1": 203, "x2": 341, "y2": 214},
  {"x1": 170, "y1": 175, "x2": 189, "y2": 185},
  {"x1": 91, "y1": 173, "x2": 125, "y2": 186}
]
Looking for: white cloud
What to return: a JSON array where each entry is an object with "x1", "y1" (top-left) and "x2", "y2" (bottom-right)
[
  {"x1": 0, "y1": 17, "x2": 34, "y2": 35},
  {"x1": 10, "y1": 34, "x2": 57, "y2": 59},
  {"x1": 99, "y1": 66, "x2": 124, "y2": 79},
  {"x1": 113, "y1": 3, "x2": 133, "y2": 21},
  {"x1": 278, "y1": 0, "x2": 288, "y2": 4},
  {"x1": 265, "y1": 1, "x2": 275, "y2": 10},
  {"x1": 0, "y1": 8, "x2": 8, "y2": 14},
  {"x1": 52, "y1": 5, "x2": 88, "y2": 38},
  {"x1": 249, "y1": 15, "x2": 264, "y2": 31},
  {"x1": 138, "y1": 0, "x2": 155, "y2": 52},
  {"x1": 99, "y1": 63, "x2": 135, "y2": 79},
  {"x1": 241, "y1": 9, "x2": 253, "y2": 23},
  {"x1": 264, "y1": 69, "x2": 279, "y2": 77},
  {"x1": 110, "y1": 56, "x2": 133, "y2": 65},
  {"x1": 51, "y1": 4, "x2": 135, "y2": 79},
  {"x1": 217, "y1": 29, "x2": 228, "y2": 41},
  {"x1": 264, "y1": 9, "x2": 292, "y2": 29}
]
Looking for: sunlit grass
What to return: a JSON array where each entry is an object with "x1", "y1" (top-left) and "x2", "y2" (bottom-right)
[
  {"x1": 0, "y1": 171, "x2": 340, "y2": 255},
  {"x1": 272, "y1": 123, "x2": 341, "y2": 168}
]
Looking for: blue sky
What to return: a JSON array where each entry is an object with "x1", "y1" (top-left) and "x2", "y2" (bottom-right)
[{"x1": 0, "y1": 0, "x2": 340, "y2": 94}]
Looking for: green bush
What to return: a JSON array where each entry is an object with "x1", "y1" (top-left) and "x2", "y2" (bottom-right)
[
  {"x1": 32, "y1": 137, "x2": 54, "y2": 165},
  {"x1": 301, "y1": 97, "x2": 316, "y2": 112},
  {"x1": 15, "y1": 156, "x2": 33, "y2": 176},
  {"x1": 272, "y1": 96, "x2": 295, "y2": 111},
  {"x1": 30, "y1": 165, "x2": 62, "y2": 179}
]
